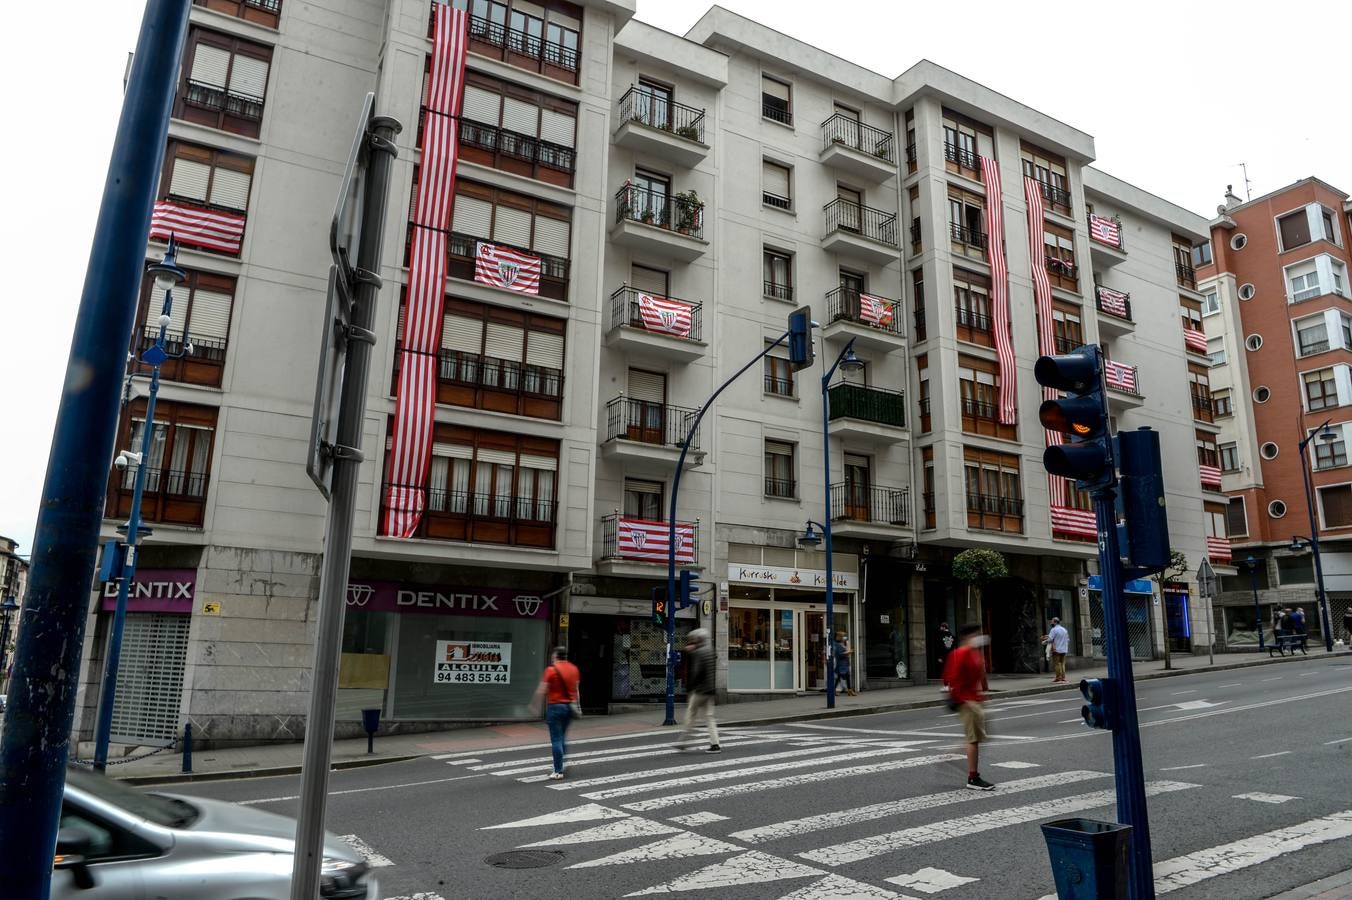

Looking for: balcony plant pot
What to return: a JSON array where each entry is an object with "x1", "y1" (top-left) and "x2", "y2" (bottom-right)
[{"x1": 675, "y1": 125, "x2": 700, "y2": 141}]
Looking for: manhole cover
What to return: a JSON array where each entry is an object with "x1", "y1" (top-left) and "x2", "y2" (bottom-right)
[{"x1": 483, "y1": 850, "x2": 565, "y2": 869}]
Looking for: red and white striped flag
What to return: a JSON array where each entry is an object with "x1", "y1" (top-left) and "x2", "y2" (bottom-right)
[
  {"x1": 1199, "y1": 464, "x2": 1222, "y2": 489},
  {"x1": 1184, "y1": 327, "x2": 1208, "y2": 354},
  {"x1": 1025, "y1": 176, "x2": 1071, "y2": 513},
  {"x1": 981, "y1": 157, "x2": 1017, "y2": 425},
  {"x1": 1051, "y1": 505, "x2": 1098, "y2": 538},
  {"x1": 1089, "y1": 214, "x2": 1122, "y2": 248},
  {"x1": 1105, "y1": 360, "x2": 1137, "y2": 393},
  {"x1": 616, "y1": 517, "x2": 696, "y2": 564},
  {"x1": 1096, "y1": 285, "x2": 1130, "y2": 317},
  {"x1": 150, "y1": 200, "x2": 245, "y2": 254},
  {"x1": 474, "y1": 241, "x2": 542, "y2": 295},
  {"x1": 1206, "y1": 535, "x2": 1232, "y2": 563},
  {"x1": 858, "y1": 293, "x2": 895, "y2": 327},
  {"x1": 636, "y1": 292, "x2": 693, "y2": 338}
]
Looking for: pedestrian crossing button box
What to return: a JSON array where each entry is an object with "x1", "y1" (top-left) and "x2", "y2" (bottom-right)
[{"x1": 1041, "y1": 817, "x2": 1130, "y2": 900}]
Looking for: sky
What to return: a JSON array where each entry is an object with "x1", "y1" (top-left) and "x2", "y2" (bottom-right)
[{"x1": 1, "y1": 0, "x2": 1350, "y2": 557}]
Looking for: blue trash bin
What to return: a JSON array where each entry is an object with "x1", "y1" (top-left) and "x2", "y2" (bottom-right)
[{"x1": 1041, "y1": 817, "x2": 1131, "y2": 900}]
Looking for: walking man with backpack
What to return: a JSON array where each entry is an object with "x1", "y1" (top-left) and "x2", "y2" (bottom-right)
[
  {"x1": 676, "y1": 628, "x2": 720, "y2": 753},
  {"x1": 943, "y1": 624, "x2": 995, "y2": 791}
]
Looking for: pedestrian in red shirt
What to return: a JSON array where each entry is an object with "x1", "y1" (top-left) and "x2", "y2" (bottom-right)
[
  {"x1": 530, "y1": 647, "x2": 581, "y2": 780},
  {"x1": 942, "y1": 624, "x2": 995, "y2": 791}
]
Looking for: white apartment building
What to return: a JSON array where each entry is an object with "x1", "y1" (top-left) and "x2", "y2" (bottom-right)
[{"x1": 74, "y1": 0, "x2": 1222, "y2": 748}]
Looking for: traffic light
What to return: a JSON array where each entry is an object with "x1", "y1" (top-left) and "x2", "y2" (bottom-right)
[
  {"x1": 1118, "y1": 427, "x2": 1171, "y2": 574},
  {"x1": 678, "y1": 570, "x2": 697, "y2": 610},
  {"x1": 1035, "y1": 345, "x2": 1116, "y2": 491},
  {"x1": 651, "y1": 586, "x2": 667, "y2": 627},
  {"x1": 788, "y1": 306, "x2": 815, "y2": 371},
  {"x1": 1079, "y1": 677, "x2": 1117, "y2": 730}
]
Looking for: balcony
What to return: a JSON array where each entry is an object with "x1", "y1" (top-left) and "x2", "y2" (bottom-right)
[
  {"x1": 1054, "y1": 334, "x2": 1083, "y2": 354},
  {"x1": 1087, "y1": 214, "x2": 1127, "y2": 268},
  {"x1": 960, "y1": 396, "x2": 1017, "y2": 441},
  {"x1": 823, "y1": 287, "x2": 904, "y2": 352},
  {"x1": 193, "y1": 0, "x2": 281, "y2": 28},
  {"x1": 453, "y1": 116, "x2": 575, "y2": 188},
  {"x1": 177, "y1": 80, "x2": 265, "y2": 139},
  {"x1": 955, "y1": 304, "x2": 994, "y2": 347},
  {"x1": 1176, "y1": 262, "x2": 1199, "y2": 291},
  {"x1": 611, "y1": 184, "x2": 708, "y2": 262},
  {"x1": 443, "y1": 232, "x2": 569, "y2": 303},
  {"x1": 965, "y1": 492, "x2": 1024, "y2": 533},
  {"x1": 943, "y1": 141, "x2": 979, "y2": 173},
  {"x1": 1183, "y1": 326, "x2": 1209, "y2": 357},
  {"x1": 821, "y1": 198, "x2": 900, "y2": 264},
  {"x1": 1046, "y1": 256, "x2": 1079, "y2": 292},
  {"x1": 602, "y1": 396, "x2": 704, "y2": 471},
  {"x1": 830, "y1": 482, "x2": 912, "y2": 539},
  {"x1": 1095, "y1": 285, "x2": 1134, "y2": 337},
  {"x1": 949, "y1": 222, "x2": 988, "y2": 252},
  {"x1": 914, "y1": 307, "x2": 927, "y2": 342},
  {"x1": 1105, "y1": 361, "x2": 1144, "y2": 409},
  {"x1": 392, "y1": 346, "x2": 563, "y2": 420},
  {"x1": 826, "y1": 383, "x2": 907, "y2": 443},
  {"x1": 1034, "y1": 179, "x2": 1072, "y2": 217},
  {"x1": 1192, "y1": 394, "x2": 1215, "y2": 424},
  {"x1": 764, "y1": 280, "x2": 794, "y2": 304},
  {"x1": 107, "y1": 467, "x2": 209, "y2": 529},
  {"x1": 599, "y1": 514, "x2": 699, "y2": 575},
  {"x1": 613, "y1": 87, "x2": 709, "y2": 169},
  {"x1": 818, "y1": 114, "x2": 897, "y2": 183},
  {"x1": 378, "y1": 483, "x2": 556, "y2": 548},
  {"x1": 130, "y1": 328, "x2": 226, "y2": 388},
  {"x1": 606, "y1": 285, "x2": 706, "y2": 362},
  {"x1": 433, "y1": 10, "x2": 579, "y2": 85}
]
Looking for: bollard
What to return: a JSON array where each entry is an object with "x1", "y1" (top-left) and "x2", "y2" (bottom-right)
[
  {"x1": 1041, "y1": 818, "x2": 1131, "y2": 899},
  {"x1": 361, "y1": 709, "x2": 381, "y2": 754},
  {"x1": 180, "y1": 722, "x2": 193, "y2": 774}
]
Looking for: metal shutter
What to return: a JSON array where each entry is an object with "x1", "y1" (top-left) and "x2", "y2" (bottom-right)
[
  {"x1": 453, "y1": 195, "x2": 492, "y2": 238},
  {"x1": 539, "y1": 109, "x2": 575, "y2": 147},
  {"x1": 153, "y1": 288, "x2": 189, "y2": 337},
  {"x1": 190, "y1": 44, "x2": 231, "y2": 89},
  {"x1": 493, "y1": 205, "x2": 532, "y2": 248},
  {"x1": 763, "y1": 161, "x2": 790, "y2": 197},
  {"x1": 462, "y1": 85, "x2": 500, "y2": 124},
  {"x1": 209, "y1": 167, "x2": 251, "y2": 211},
  {"x1": 628, "y1": 369, "x2": 665, "y2": 402},
  {"x1": 169, "y1": 158, "x2": 211, "y2": 201},
  {"x1": 532, "y1": 216, "x2": 570, "y2": 257},
  {"x1": 501, "y1": 97, "x2": 538, "y2": 136},
  {"x1": 477, "y1": 448, "x2": 517, "y2": 466},
  {"x1": 762, "y1": 76, "x2": 790, "y2": 101},
  {"x1": 442, "y1": 314, "x2": 484, "y2": 353},
  {"x1": 432, "y1": 442, "x2": 474, "y2": 459},
  {"x1": 485, "y1": 323, "x2": 524, "y2": 361},
  {"x1": 525, "y1": 331, "x2": 564, "y2": 368},
  {"x1": 228, "y1": 55, "x2": 269, "y2": 99},
  {"x1": 187, "y1": 289, "x2": 232, "y2": 341},
  {"x1": 519, "y1": 453, "x2": 557, "y2": 471},
  {"x1": 108, "y1": 613, "x2": 190, "y2": 744},
  {"x1": 631, "y1": 265, "x2": 667, "y2": 295}
]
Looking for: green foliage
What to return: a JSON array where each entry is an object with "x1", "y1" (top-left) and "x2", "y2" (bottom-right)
[
  {"x1": 951, "y1": 548, "x2": 1009, "y2": 585},
  {"x1": 1154, "y1": 549, "x2": 1189, "y2": 583}
]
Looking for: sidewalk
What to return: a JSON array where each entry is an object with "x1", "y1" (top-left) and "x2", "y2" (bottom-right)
[
  {"x1": 1269, "y1": 870, "x2": 1352, "y2": 899},
  {"x1": 113, "y1": 649, "x2": 1328, "y2": 785}
]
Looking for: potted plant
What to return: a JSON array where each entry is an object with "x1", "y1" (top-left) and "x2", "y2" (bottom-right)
[
  {"x1": 675, "y1": 124, "x2": 701, "y2": 141},
  {"x1": 674, "y1": 189, "x2": 704, "y2": 234}
]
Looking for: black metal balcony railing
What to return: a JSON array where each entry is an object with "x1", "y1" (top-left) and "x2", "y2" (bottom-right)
[
  {"x1": 1046, "y1": 257, "x2": 1078, "y2": 280},
  {"x1": 1036, "y1": 179, "x2": 1072, "y2": 213},
  {"x1": 823, "y1": 198, "x2": 899, "y2": 247},
  {"x1": 764, "y1": 374, "x2": 794, "y2": 396},
  {"x1": 382, "y1": 483, "x2": 556, "y2": 525},
  {"x1": 118, "y1": 467, "x2": 209, "y2": 499},
  {"x1": 439, "y1": 12, "x2": 579, "y2": 73},
  {"x1": 820, "y1": 114, "x2": 896, "y2": 164},
  {"x1": 138, "y1": 329, "x2": 228, "y2": 364},
  {"x1": 914, "y1": 307, "x2": 927, "y2": 340},
  {"x1": 763, "y1": 191, "x2": 792, "y2": 210},
  {"x1": 910, "y1": 220, "x2": 921, "y2": 247},
  {"x1": 943, "y1": 140, "x2": 979, "y2": 170},
  {"x1": 609, "y1": 285, "x2": 703, "y2": 342},
  {"x1": 442, "y1": 231, "x2": 569, "y2": 301},
  {"x1": 616, "y1": 86, "x2": 706, "y2": 143},
  {"x1": 905, "y1": 142, "x2": 917, "y2": 166},
  {"x1": 765, "y1": 477, "x2": 796, "y2": 499},
  {"x1": 827, "y1": 383, "x2": 906, "y2": 428},
  {"x1": 955, "y1": 304, "x2": 992, "y2": 333},
  {"x1": 615, "y1": 184, "x2": 704, "y2": 239},
  {"x1": 454, "y1": 116, "x2": 575, "y2": 172},
  {"x1": 950, "y1": 222, "x2": 988, "y2": 250},
  {"x1": 166, "y1": 191, "x2": 247, "y2": 217},
  {"x1": 244, "y1": 0, "x2": 280, "y2": 10},
  {"x1": 605, "y1": 396, "x2": 701, "y2": 450},
  {"x1": 1095, "y1": 285, "x2": 1133, "y2": 321},
  {"x1": 433, "y1": 347, "x2": 564, "y2": 399},
  {"x1": 1054, "y1": 334, "x2": 1082, "y2": 354},
  {"x1": 962, "y1": 397, "x2": 998, "y2": 421},
  {"x1": 764, "y1": 280, "x2": 794, "y2": 302},
  {"x1": 966, "y1": 492, "x2": 1025, "y2": 517},
  {"x1": 1176, "y1": 262, "x2": 1198, "y2": 290},
  {"x1": 831, "y1": 482, "x2": 910, "y2": 526},
  {"x1": 1192, "y1": 395, "x2": 1215, "y2": 422},
  {"x1": 762, "y1": 99, "x2": 792, "y2": 125},
  {"x1": 183, "y1": 80, "x2": 264, "y2": 121},
  {"x1": 600, "y1": 513, "x2": 699, "y2": 561},
  {"x1": 827, "y1": 287, "x2": 903, "y2": 335},
  {"x1": 918, "y1": 396, "x2": 932, "y2": 418}
]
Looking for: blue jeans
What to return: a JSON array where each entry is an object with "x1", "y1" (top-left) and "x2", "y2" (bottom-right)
[{"x1": 545, "y1": 703, "x2": 573, "y2": 773}]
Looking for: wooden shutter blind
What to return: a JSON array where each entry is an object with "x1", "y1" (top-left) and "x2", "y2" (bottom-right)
[
  {"x1": 453, "y1": 195, "x2": 493, "y2": 238},
  {"x1": 484, "y1": 323, "x2": 525, "y2": 361},
  {"x1": 190, "y1": 45, "x2": 231, "y2": 88},
  {"x1": 187, "y1": 289, "x2": 231, "y2": 340},
  {"x1": 525, "y1": 331, "x2": 564, "y2": 369},
  {"x1": 493, "y1": 205, "x2": 532, "y2": 247},
  {"x1": 627, "y1": 369, "x2": 665, "y2": 402},
  {"x1": 441, "y1": 314, "x2": 484, "y2": 354}
]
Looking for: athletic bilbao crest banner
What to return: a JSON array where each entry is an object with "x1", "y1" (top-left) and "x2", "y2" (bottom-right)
[{"x1": 474, "y1": 241, "x2": 542, "y2": 295}]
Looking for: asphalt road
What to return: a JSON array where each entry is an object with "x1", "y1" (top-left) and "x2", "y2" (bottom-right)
[{"x1": 173, "y1": 655, "x2": 1352, "y2": 900}]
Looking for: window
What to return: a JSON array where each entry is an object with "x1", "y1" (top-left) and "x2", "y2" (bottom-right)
[
  {"x1": 1289, "y1": 261, "x2": 1322, "y2": 302},
  {"x1": 1254, "y1": 385, "x2": 1271, "y2": 403},
  {"x1": 1260, "y1": 442, "x2": 1279, "y2": 460},
  {"x1": 1239, "y1": 283, "x2": 1256, "y2": 300},
  {"x1": 161, "y1": 140, "x2": 254, "y2": 212},
  {"x1": 1297, "y1": 317, "x2": 1330, "y2": 356},
  {"x1": 764, "y1": 342, "x2": 794, "y2": 397},
  {"x1": 1304, "y1": 369, "x2": 1338, "y2": 411},
  {"x1": 1174, "y1": 240, "x2": 1197, "y2": 288},
  {"x1": 1245, "y1": 334, "x2": 1263, "y2": 351},
  {"x1": 1219, "y1": 443, "x2": 1239, "y2": 472},
  {"x1": 454, "y1": 71, "x2": 578, "y2": 186},
  {"x1": 624, "y1": 479, "x2": 663, "y2": 520},
  {"x1": 109, "y1": 399, "x2": 217, "y2": 528},
  {"x1": 923, "y1": 454, "x2": 936, "y2": 529},
  {"x1": 1208, "y1": 348, "x2": 1227, "y2": 367},
  {"x1": 909, "y1": 185, "x2": 921, "y2": 252},
  {"x1": 1213, "y1": 389, "x2": 1232, "y2": 417},
  {"x1": 1189, "y1": 365, "x2": 1214, "y2": 422},
  {"x1": 631, "y1": 264, "x2": 668, "y2": 298},
  {"x1": 1192, "y1": 241, "x2": 1213, "y2": 267},
  {"x1": 942, "y1": 112, "x2": 985, "y2": 176},
  {"x1": 1044, "y1": 222, "x2": 1078, "y2": 289},
  {"x1": 444, "y1": 180, "x2": 571, "y2": 300},
  {"x1": 1227, "y1": 497, "x2": 1248, "y2": 537},
  {"x1": 131, "y1": 268, "x2": 235, "y2": 387},
  {"x1": 441, "y1": 0, "x2": 582, "y2": 84},
  {"x1": 192, "y1": 0, "x2": 282, "y2": 28},
  {"x1": 959, "y1": 356, "x2": 1015, "y2": 440},
  {"x1": 918, "y1": 356, "x2": 931, "y2": 432},
  {"x1": 763, "y1": 249, "x2": 793, "y2": 301},
  {"x1": 912, "y1": 269, "x2": 926, "y2": 340},
  {"x1": 1020, "y1": 144, "x2": 1070, "y2": 215},
  {"x1": 1202, "y1": 290, "x2": 1220, "y2": 316},
  {"x1": 1343, "y1": 315, "x2": 1352, "y2": 349},
  {"x1": 1197, "y1": 435, "x2": 1219, "y2": 469},
  {"x1": 963, "y1": 447, "x2": 1023, "y2": 533},
  {"x1": 1279, "y1": 209, "x2": 1312, "y2": 251},
  {"x1": 948, "y1": 189, "x2": 986, "y2": 254},
  {"x1": 764, "y1": 440, "x2": 796, "y2": 498},
  {"x1": 1320, "y1": 484, "x2": 1352, "y2": 527},
  {"x1": 176, "y1": 28, "x2": 272, "y2": 138},
  {"x1": 634, "y1": 78, "x2": 673, "y2": 129},
  {"x1": 1269, "y1": 500, "x2": 1287, "y2": 518},
  {"x1": 761, "y1": 74, "x2": 792, "y2": 125},
  {"x1": 1231, "y1": 233, "x2": 1248, "y2": 251},
  {"x1": 954, "y1": 269, "x2": 992, "y2": 346},
  {"x1": 762, "y1": 160, "x2": 792, "y2": 210},
  {"x1": 1314, "y1": 429, "x2": 1348, "y2": 470}
]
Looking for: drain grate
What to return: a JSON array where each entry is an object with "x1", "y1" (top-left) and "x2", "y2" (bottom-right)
[{"x1": 484, "y1": 850, "x2": 565, "y2": 869}]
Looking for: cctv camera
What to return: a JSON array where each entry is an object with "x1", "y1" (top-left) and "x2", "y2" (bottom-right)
[
  {"x1": 184, "y1": 341, "x2": 195, "y2": 356},
  {"x1": 157, "y1": 314, "x2": 172, "y2": 329},
  {"x1": 114, "y1": 453, "x2": 129, "y2": 470}
]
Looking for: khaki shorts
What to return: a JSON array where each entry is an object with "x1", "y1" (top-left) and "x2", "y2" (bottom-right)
[{"x1": 958, "y1": 701, "x2": 987, "y2": 744}]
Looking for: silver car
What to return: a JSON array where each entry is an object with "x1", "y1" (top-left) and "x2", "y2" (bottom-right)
[{"x1": 54, "y1": 766, "x2": 376, "y2": 899}]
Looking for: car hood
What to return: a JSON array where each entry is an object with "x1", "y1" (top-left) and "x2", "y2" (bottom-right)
[{"x1": 159, "y1": 793, "x2": 360, "y2": 863}]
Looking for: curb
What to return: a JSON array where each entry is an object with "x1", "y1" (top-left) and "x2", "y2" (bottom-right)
[{"x1": 118, "y1": 651, "x2": 1335, "y2": 785}]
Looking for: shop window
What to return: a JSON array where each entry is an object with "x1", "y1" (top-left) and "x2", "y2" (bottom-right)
[{"x1": 728, "y1": 607, "x2": 772, "y2": 689}]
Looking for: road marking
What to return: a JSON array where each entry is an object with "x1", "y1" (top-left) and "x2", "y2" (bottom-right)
[
  {"x1": 795, "y1": 723, "x2": 914, "y2": 735},
  {"x1": 781, "y1": 874, "x2": 915, "y2": 899},
  {"x1": 383, "y1": 894, "x2": 446, "y2": 900},
  {"x1": 1300, "y1": 671, "x2": 1318, "y2": 677},
  {"x1": 1171, "y1": 690, "x2": 1198, "y2": 695},
  {"x1": 988, "y1": 698, "x2": 1071, "y2": 710},
  {"x1": 476, "y1": 735, "x2": 771, "y2": 774},
  {"x1": 887, "y1": 867, "x2": 979, "y2": 894},
  {"x1": 338, "y1": 834, "x2": 392, "y2": 867},
  {"x1": 798, "y1": 781, "x2": 1199, "y2": 866},
  {"x1": 237, "y1": 773, "x2": 483, "y2": 805},
  {"x1": 989, "y1": 761, "x2": 1040, "y2": 769},
  {"x1": 1218, "y1": 683, "x2": 1242, "y2": 688},
  {"x1": 730, "y1": 772, "x2": 1108, "y2": 844},
  {"x1": 1154, "y1": 810, "x2": 1352, "y2": 893},
  {"x1": 1140, "y1": 685, "x2": 1352, "y2": 730},
  {"x1": 1250, "y1": 750, "x2": 1293, "y2": 759},
  {"x1": 1233, "y1": 792, "x2": 1298, "y2": 804},
  {"x1": 570, "y1": 833, "x2": 741, "y2": 868},
  {"x1": 429, "y1": 728, "x2": 691, "y2": 760},
  {"x1": 621, "y1": 753, "x2": 963, "y2": 812},
  {"x1": 670, "y1": 812, "x2": 728, "y2": 826},
  {"x1": 625, "y1": 850, "x2": 822, "y2": 896},
  {"x1": 443, "y1": 757, "x2": 480, "y2": 765},
  {"x1": 517, "y1": 816, "x2": 680, "y2": 847},
  {"x1": 1160, "y1": 764, "x2": 1207, "y2": 772},
  {"x1": 1324, "y1": 736, "x2": 1352, "y2": 745},
  {"x1": 481, "y1": 803, "x2": 627, "y2": 830},
  {"x1": 1262, "y1": 676, "x2": 1283, "y2": 682},
  {"x1": 1169, "y1": 700, "x2": 1224, "y2": 711}
]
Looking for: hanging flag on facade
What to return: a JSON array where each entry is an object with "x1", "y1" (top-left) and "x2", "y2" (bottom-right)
[
  {"x1": 616, "y1": 517, "x2": 696, "y2": 564},
  {"x1": 980, "y1": 156, "x2": 1016, "y2": 425},
  {"x1": 1096, "y1": 285, "x2": 1131, "y2": 318},
  {"x1": 1088, "y1": 213, "x2": 1123, "y2": 248},
  {"x1": 857, "y1": 293, "x2": 895, "y2": 327},
  {"x1": 474, "y1": 241, "x2": 543, "y2": 295},
  {"x1": 149, "y1": 200, "x2": 245, "y2": 254},
  {"x1": 1050, "y1": 505, "x2": 1097, "y2": 538},
  {"x1": 1025, "y1": 175, "x2": 1070, "y2": 515},
  {"x1": 1105, "y1": 360, "x2": 1138, "y2": 393},
  {"x1": 1184, "y1": 327, "x2": 1208, "y2": 354},
  {"x1": 1199, "y1": 464, "x2": 1223, "y2": 489},
  {"x1": 636, "y1": 292, "x2": 693, "y2": 338},
  {"x1": 1206, "y1": 535, "x2": 1232, "y2": 562}
]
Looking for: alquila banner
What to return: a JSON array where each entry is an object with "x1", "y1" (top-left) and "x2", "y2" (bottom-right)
[{"x1": 434, "y1": 640, "x2": 512, "y2": 685}]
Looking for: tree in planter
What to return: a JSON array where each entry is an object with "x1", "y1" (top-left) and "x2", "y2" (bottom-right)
[
  {"x1": 951, "y1": 548, "x2": 1009, "y2": 620},
  {"x1": 1152, "y1": 549, "x2": 1188, "y2": 670}
]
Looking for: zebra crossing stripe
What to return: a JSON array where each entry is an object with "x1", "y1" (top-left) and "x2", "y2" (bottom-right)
[
  {"x1": 338, "y1": 834, "x2": 393, "y2": 867},
  {"x1": 549, "y1": 745, "x2": 879, "y2": 790},
  {"x1": 886, "y1": 867, "x2": 978, "y2": 894},
  {"x1": 568, "y1": 833, "x2": 742, "y2": 868},
  {"x1": 620, "y1": 753, "x2": 962, "y2": 813},
  {"x1": 477, "y1": 735, "x2": 773, "y2": 774},
  {"x1": 624, "y1": 850, "x2": 823, "y2": 896},
  {"x1": 479, "y1": 803, "x2": 627, "y2": 830},
  {"x1": 1154, "y1": 810, "x2": 1352, "y2": 893},
  {"x1": 799, "y1": 781, "x2": 1199, "y2": 867},
  {"x1": 730, "y1": 771, "x2": 1107, "y2": 844},
  {"x1": 516, "y1": 816, "x2": 679, "y2": 848},
  {"x1": 780, "y1": 874, "x2": 917, "y2": 899}
]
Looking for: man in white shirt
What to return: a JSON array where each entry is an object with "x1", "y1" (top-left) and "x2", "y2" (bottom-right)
[{"x1": 1045, "y1": 618, "x2": 1070, "y2": 683}]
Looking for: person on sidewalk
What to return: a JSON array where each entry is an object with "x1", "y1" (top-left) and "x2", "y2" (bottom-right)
[
  {"x1": 530, "y1": 647, "x2": 581, "y2": 780},
  {"x1": 833, "y1": 631, "x2": 856, "y2": 697},
  {"x1": 1343, "y1": 605, "x2": 1352, "y2": 646},
  {"x1": 676, "y1": 628, "x2": 720, "y2": 753},
  {"x1": 943, "y1": 624, "x2": 995, "y2": 791},
  {"x1": 1045, "y1": 618, "x2": 1070, "y2": 683}
]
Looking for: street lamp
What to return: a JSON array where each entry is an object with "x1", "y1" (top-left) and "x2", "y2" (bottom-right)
[
  {"x1": 1245, "y1": 555, "x2": 1265, "y2": 653},
  {"x1": 1296, "y1": 419, "x2": 1337, "y2": 652},
  {"x1": 1288, "y1": 534, "x2": 1333, "y2": 652},
  {"x1": 92, "y1": 236, "x2": 189, "y2": 771},
  {"x1": 0, "y1": 596, "x2": 19, "y2": 688},
  {"x1": 817, "y1": 337, "x2": 865, "y2": 710}
]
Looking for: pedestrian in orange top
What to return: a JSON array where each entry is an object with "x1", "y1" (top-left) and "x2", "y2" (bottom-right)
[
  {"x1": 530, "y1": 647, "x2": 581, "y2": 780},
  {"x1": 943, "y1": 624, "x2": 995, "y2": 790}
]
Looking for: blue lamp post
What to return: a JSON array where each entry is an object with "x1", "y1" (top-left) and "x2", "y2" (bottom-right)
[
  {"x1": 0, "y1": 595, "x2": 19, "y2": 688},
  {"x1": 1296, "y1": 420, "x2": 1337, "y2": 652},
  {"x1": 92, "y1": 236, "x2": 188, "y2": 771}
]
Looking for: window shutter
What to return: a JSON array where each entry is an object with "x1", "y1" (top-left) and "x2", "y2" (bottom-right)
[
  {"x1": 461, "y1": 85, "x2": 500, "y2": 124},
  {"x1": 631, "y1": 266, "x2": 667, "y2": 295},
  {"x1": 157, "y1": 290, "x2": 189, "y2": 337},
  {"x1": 442, "y1": 314, "x2": 484, "y2": 353},
  {"x1": 485, "y1": 323, "x2": 524, "y2": 361},
  {"x1": 519, "y1": 454, "x2": 557, "y2": 471},
  {"x1": 493, "y1": 205, "x2": 532, "y2": 248},
  {"x1": 186, "y1": 289, "x2": 232, "y2": 340},
  {"x1": 432, "y1": 442, "x2": 474, "y2": 459},
  {"x1": 190, "y1": 44, "x2": 231, "y2": 89},
  {"x1": 763, "y1": 161, "x2": 790, "y2": 197},
  {"x1": 396, "y1": 302, "x2": 406, "y2": 342},
  {"x1": 532, "y1": 215, "x2": 570, "y2": 258},
  {"x1": 453, "y1": 194, "x2": 492, "y2": 238},
  {"x1": 501, "y1": 97, "x2": 538, "y2": 136},
  {"x1": 627, "y1": 369, "x2": 665, "y2": 402},
  {"x1": 169, "y1": 158, "x2": 211, "y2": 201},
  {"x1": 209, "y1": 167, "x2": 251, "y2": 211},
  {"x1": 525, "y1": 331, "x2": 564, "y2": 369},
  {"x1": 762, "y1": 76, "x2": 790, "y2": 101},
  {"x1": 477, "y1": 448, "x2": 517, "y2": 466},
  {"x1": 228, "y1": 55, "x2": 269, "y2": 99},
  {"x1": 539, "y1": 109, "x2": 575, "y2": 147}
]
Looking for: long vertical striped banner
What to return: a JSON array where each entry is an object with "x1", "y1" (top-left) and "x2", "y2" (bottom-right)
[
  {"x1": 1025, "y1": 176, "x2": 1067, "y2": 510},
  {"x1": 981, "y1": 157, "x2": 1016, "y2": 425},
  {"x1": 383, "y1": 1, "x2": 468, "y2": 538}
]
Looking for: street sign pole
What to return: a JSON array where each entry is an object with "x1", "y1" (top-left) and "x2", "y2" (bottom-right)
[{"x1": 1197, "y1": 559, "x2": 1216, "y2": 666}]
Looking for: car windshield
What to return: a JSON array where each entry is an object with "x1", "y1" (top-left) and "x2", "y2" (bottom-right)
[{"x1": 65, "y1": 766, "x2": 198, "y2": 828}]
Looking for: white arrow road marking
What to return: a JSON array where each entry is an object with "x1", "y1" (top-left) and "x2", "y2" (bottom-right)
[
  {"x1": 777, "y1": 874, "x2": 917, "y2": 899},
  {"x1": 1233, "y1": 792, "x2": 1299, "y2": 804},
  {"x1": 669, "y1": 812, "x2": 728, "y2": 826},
  {"x1": 517, "y1": 816, "x2": 679, "y2": 847},
  {"x1": 621, "y1": 753, "x2": 962, "y2": 813},
  {"x1": 480, "y1": 803, "x2": 628, "y2": 830},
  {"x1": 731, "y1": 771, "x2": 1107, "y2": 844},
  {"x1": 1171, "y1": 699, "x2": 1224, "y2": 710},
  {"x1": 798, "y1": 781, "x2": 1199, "y2": 867},
  {"x1": 1154, "y1": 810, "x2": 1352, "y2": 893},
  {"x1": 623, "y1": 850, "x2": 822, "y2": 896},
  {"x1": 886, "y1": 867, "x2": 979, "y2": 894},
  {"x1": 569, "y1": 833, "x2": 741, "y2": 868},
  {"x1": 338, "y1": 834, "x2": 392, "y2": 867}
]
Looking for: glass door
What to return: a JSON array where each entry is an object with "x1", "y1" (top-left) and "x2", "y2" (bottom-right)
[
  {"x1": 773, "y1": 609, "x2": 794, "y2": 690},
  {"x1": 803, "y1": 611, "x2": 826, "y2": 689},
  {"x1": 844, "y1": 453, "x2": 871, "y2": 522}
]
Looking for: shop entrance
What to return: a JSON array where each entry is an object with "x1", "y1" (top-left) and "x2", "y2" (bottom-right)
[{"x1": 569, "y1": 614, "x2": 613, "y2": 714}]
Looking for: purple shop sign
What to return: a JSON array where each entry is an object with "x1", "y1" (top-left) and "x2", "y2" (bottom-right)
[
  {"x1": 344, "y1": 581, "x2": 549, "y2": 619},
  {"x1": 100, "y1": 568, "x2": 196, "y2": 614}
]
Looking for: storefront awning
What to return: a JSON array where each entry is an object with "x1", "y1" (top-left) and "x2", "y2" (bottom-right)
[{"x1": 1087, "y1": 575, "x2": 1153, "y2": 595}]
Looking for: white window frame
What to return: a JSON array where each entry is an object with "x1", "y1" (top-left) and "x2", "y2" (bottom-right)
[{"x1": 1317, "y1": 479, "x2": 1352, "y2": 529}]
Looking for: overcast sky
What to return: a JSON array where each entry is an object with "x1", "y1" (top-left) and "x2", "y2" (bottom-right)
[{"x1": 1, "y1": 0, "x2": 1348, "y2": 556}]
